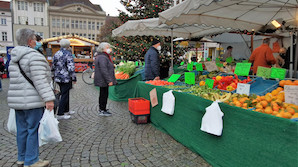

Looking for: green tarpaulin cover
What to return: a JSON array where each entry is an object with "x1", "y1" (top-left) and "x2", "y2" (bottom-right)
[
  {"x1": 108, "y1": 73, "x2": 142, "y2": 101},
  {"x1": 134, "y1": 81, "x2": 298, "y2": 167}
]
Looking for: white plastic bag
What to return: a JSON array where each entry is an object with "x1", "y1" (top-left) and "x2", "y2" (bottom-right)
[
  {"x1": 200, "y1": 101, "x2": 224, "y2": 136},
  {"x1": 7, "y1": 109, "x2": 17, "y2": 134},
  {"x1": 161, "y1": 90, "x2": 175, "y2": 115},
  {"x1": 39, "y1": 109, "x2": 62, "y2": 146}
]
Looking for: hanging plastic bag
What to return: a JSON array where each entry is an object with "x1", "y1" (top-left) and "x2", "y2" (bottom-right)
[
  {"x1": 200, "y1": 101, "x2": 224, "y2": 136},
  {"x1": 161, "y1": 90, "x2": 175, "y2": 115},
  {"x1": 7, "y1": 109, "x2": 17, "y2": 134},
  {"x1": 39, "y1": 109, "x2": 62, "y2": 146}
]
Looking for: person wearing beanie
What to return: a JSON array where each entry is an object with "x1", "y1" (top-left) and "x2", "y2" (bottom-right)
[{"x1": 144, "y1": 38, "x2": 161, "y2": 80}]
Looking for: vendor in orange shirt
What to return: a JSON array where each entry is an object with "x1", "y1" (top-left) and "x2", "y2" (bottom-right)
[{"x1": 249, "y1": 38, "x2": 276, "y2": 74}]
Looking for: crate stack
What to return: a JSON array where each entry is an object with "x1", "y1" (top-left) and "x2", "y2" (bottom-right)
[{"x1": 128, "y1": 98, "x2": 150, "y2": 124}]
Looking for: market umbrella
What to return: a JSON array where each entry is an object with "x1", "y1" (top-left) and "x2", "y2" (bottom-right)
[
  {"x1": 159, "y1": 0, "x2": 298, "y2": 77},
  {"x1": 112, "y1": 18, "x2": 231, "y2": 74}
]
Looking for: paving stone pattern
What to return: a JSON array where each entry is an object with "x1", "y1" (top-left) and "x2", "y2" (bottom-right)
[{"x1": 0, "y1": 74, "x2": 211, "y2": 167}]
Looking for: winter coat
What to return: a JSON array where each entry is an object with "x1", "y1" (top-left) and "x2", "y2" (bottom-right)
[
  {"x1": 94, "y1": 52, "x2": 117, "y2": 87},
  {"x1": 7, "y1": 46, "x2": 55, "y2": 110},
  {"x1": 144, "y1": 46, "x2": 160, "y2": 80},
  {"x1": 249, "y1": 44, "x2": 276, "y2": 74},
  {"x1": 52, "y1": 48, "x2": 76, "y2": 83}
]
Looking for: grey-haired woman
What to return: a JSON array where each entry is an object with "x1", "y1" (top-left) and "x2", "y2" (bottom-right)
[
  {"x1": 7, "y1": 28, "x2": 54, "y2": 167},
  {"x1": 94, "y1": 42, "x2": 117, "y2": 116}
]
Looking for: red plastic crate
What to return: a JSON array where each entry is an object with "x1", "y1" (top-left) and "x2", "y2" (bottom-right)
[{"x1": 128, "y1": 98, "x2": 150, "y2": 115}]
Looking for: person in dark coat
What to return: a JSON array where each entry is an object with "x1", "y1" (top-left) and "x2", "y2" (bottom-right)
[
  {"x1": 144, "y1": 39, "x2": 161, "y2": 80},
  {"x1": 94, "y1": 42, "x2": 117, "y2": 116}
]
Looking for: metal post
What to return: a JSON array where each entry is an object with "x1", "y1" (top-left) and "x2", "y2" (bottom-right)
[
  {"x1": 168, "y1": 28, "x2": 174, "y2": 75},
  {"x1": 289, "y1": 33, "x2": 294, "y2": 78},
  {"x1": 294, "y1": 32, "x2": 298, "y2": 78}
]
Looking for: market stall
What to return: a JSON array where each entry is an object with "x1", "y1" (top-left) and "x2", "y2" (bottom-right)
[
  {"x1": 133, "y1": 80, "x2": 298, "y2": 167},
  {"x1": 42, "y1": 35, "x2": 99, "y2": 71}
]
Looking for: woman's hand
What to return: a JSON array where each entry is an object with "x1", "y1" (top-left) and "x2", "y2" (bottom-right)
[
  {"x1": 108, "y1": 82, "x2": 113, "y2": 86},
  {"x1": 46, "y1": 101, "x2": 54, "y2": 111}
]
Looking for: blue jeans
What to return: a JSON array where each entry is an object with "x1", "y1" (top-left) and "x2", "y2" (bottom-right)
[
  {"x1": 0, "y1": 78, "x2": 2, "y2": 90},
  {"x1": 15, "y1": 107, "x2": 44, "y2": 166}
]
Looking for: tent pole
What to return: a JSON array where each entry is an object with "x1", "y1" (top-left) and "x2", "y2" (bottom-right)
[
  {"x1": 251, "y1": 35, "x2": 254, "y2": 53},
  {"x1": 294, "y1": 32, "x2": 298, "y2": 78},
  {"x1": 289, "y1": 33, "x2": 294, "y2": 78},
  {"x1": 168, "y1": 28, "x2": 174, "y2": 75}
]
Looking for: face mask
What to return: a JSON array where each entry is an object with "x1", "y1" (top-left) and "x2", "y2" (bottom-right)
[
  {"x1": 156, "y1": 45, "x2": 161, "y2": 51},
  {"x1": 34, "y1": 42, "x2": 42, "y2": 50},
  {"x1": 106, "y1": 48, "x2": 112, "y2": 54}
]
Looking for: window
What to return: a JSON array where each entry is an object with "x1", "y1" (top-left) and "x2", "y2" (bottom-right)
[
  {"x1": 57, "y1": 32, "x2": 60, "y2": 36},
  {"x1": 18, "y1": 16, "x2": 28, "y2": 25},
  {"x1": 88, "y1": 21, "x2": 91, "y2": 30},
  {"x1": 83, "y1": 33, "x2": 86, "y2": 37},
  {"x1": 33, "y1": 3, "x2": 43, "y2": 12},
  {"x1": 62, "y1": 32, "x2": 65, "y2": 36},
  {"x1": 56, "y1": 19, "x2": 60, "y2": 28},
  {"x1": 66, "y1": 19, "x2": 70, "y2": 28},
  {"x1": 92, "y1": 34, "x2": 95, "y2": 40},
  {"x1": 79, "y1": 21, "x2": 82, "y2": 29},
  {"x1": 1, "y1": 18, "x2": 6, "y2": 25},
  {"x1": 75, "y1": 20, "x2": 78, "y2": 29},
  {"x1": 79, "y1": 33, "x2": 82, "y2": 36},
  {"x1": 52, "y1": 32, "x2": 56, "y2": 37},
  {"x1": 2, "y1": 32, "x2": 7, "y2": 41},
  {"x1": 71, "y1": 20, "x2": 74, "y2": 28},
  {"x1": 52, "y1": 18, "x2": 56, "y2": 28},
  {"x1": 97, "y1": 22, "x2": 100, "y2": 30},
  {"x1": 88, "y1": 34, "x2": 91, "y2": 39},
  {"x1": 17, "y1": 1, "x2": 28, "y2": 11},
  {"x1": 36, "y1": 32, "x2": 43, "y2": 38},
  {"x1": 62, "y1": 19, "x2": 65, "y2": 28},
  {"x1": 83, "y1": 21, "x2": 86, "y2": 29},
  {"x1": 92, "y1": 22, "x2": 95, "y2": 30},
  {"x1": 34, "y1": 17, "x2": 43, "y2": 26}
]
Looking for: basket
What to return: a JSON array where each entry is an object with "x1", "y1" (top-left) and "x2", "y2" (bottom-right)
[
  {"x1": 128, "y1": 98, "x2": 150, "y2": 115},
  {"x1": 130, "y1": 112, "x2": 150, "y2": 124},
  {"x1": 249, "y1": 77, "x2": 279, "y2": 96}
]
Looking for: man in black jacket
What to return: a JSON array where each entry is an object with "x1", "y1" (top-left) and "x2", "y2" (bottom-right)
[{"x1": 144, "y1": 39, "x2": 161, "y2": 80}]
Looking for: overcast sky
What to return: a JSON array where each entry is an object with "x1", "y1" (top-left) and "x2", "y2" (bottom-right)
[{"x1": 1, "y1": 0, "x2": 126, "y2": 16}]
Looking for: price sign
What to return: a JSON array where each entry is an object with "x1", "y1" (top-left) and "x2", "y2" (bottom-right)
[
  {"x1": 168, "y1": 74, "x2": 181, "y2": 83},
  {"x1": 180, "y1": 62, "x2": 185, "y2": 66},
  {"x1": 139, "y1": 61, "x2": 142, "y2": 66},
  {"x1": 234, "y1": 63, "x2": 251, "y2": 76},
  {"x1": 193, "y1": 62, "x2": 198, "y2": 65},
  {"x1": 284, "y1": 85, "x2": 298, "y2": 105},
  {"x1": 135, "y1": 61, "x2": 139, "y2": 66},
  {"x1": 270, "y1": 67, "x2": 286, "y2": 80},
  {"x1": 150, "y1": 88, "x2": 158, "y2": 107},
  {"x1": 205, "y1": 78, "x2": 214, "y2": 89},
  {"x1": 242, "y1": 60, "x2": 249, "y2": 63},
  {"x1": 184, "y1": 72, "x2": 195, "y2": 85},
  {"x1": 236, "y1": 83, "x2": 250, "y2": 96},
  {"x1": 256, "y1": 66, "x2": 271, "y2": 78},
  {"x1": 204, "y1": 61, "x2": 218, "y2": 72},
  {"x1": 196, "y1": 63, "x2": 203, "y2": 71},
  {"x1": 226, "y1": 57, "x2": 233, "y2": 63},
  {"x1": 187, "y1": 63, "x2": 193, "y2": 71}
]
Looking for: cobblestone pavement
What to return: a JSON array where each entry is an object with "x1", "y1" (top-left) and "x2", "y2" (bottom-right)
[{"x1": 0, "y1": 74, "x2": 211, "y2": 167}]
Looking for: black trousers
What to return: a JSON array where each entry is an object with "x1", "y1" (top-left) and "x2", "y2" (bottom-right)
[
  {"x1": 99, "y1": 86, "x2": 109, "y2": 111},
  {"x1": 57, "y1": 82, "x2": 72, "y2": 115}
]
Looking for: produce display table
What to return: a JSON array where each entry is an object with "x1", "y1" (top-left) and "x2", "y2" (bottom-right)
[
  {"x1": 134, "y1": 81, "x2": 298, "y2": 167},
  {"x1": 108, "y1": 73, "x2": 142, "y2": 101}
]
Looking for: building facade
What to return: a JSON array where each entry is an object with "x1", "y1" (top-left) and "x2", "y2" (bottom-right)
[
  {"x1": 49, "y1": 0, "x2": 106, "y2": 41},
  {"x1": 0, "y1": 1, "x2": 13, "y2": 53},
  {"x1": 11, "y1": 0, "x2": 49, "y2": 44}
]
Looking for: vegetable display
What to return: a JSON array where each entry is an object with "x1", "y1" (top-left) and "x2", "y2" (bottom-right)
[{"x1": 115, "y1": 61, "x2": 136, "y2": 80}]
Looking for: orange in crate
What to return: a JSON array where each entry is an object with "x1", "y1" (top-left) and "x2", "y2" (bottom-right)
[{"x1": 128, "y1": 98, "x2": 150, "y2": 115}]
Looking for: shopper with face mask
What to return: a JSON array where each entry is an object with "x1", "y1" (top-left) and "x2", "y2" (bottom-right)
[
  {"x1": 144, "y1": 38, "x2": 161, "y2": 80},
  {"x1": 94, "y1": 42, "x2": 117, "y2": 116},
  {"x1": 34, "y1": 34, "x2": 44, "y2": 55}
]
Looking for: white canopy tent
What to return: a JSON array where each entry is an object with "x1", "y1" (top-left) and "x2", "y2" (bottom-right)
[
  {"x1": 159, "y1": 0, "x2": 298, "y2": 78},
  {"x1": 112, "y1": 18, "x2": 231, "y2": 74}
]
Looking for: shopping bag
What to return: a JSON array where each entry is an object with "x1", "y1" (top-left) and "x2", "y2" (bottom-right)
[
  {"x1": 200, "y1": 101, "x2": 224, "y2": 136},
  {"x1": 51, "y1": 81, "x2": 60, "y2": 114},
  {"x1": 161, "y1": 90, "x2": 175, "y2": 115},
  {"x1": 7, "y1": 109, "x2": 17, "y2": 134},
  {"x1": 39, "y1": 109, "x2": 62, "y2": 146}
]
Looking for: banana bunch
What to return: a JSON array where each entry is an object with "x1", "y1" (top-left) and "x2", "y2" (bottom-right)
[{"x1": 202, "y1": 92, "x2": 231, "y2": 102}]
